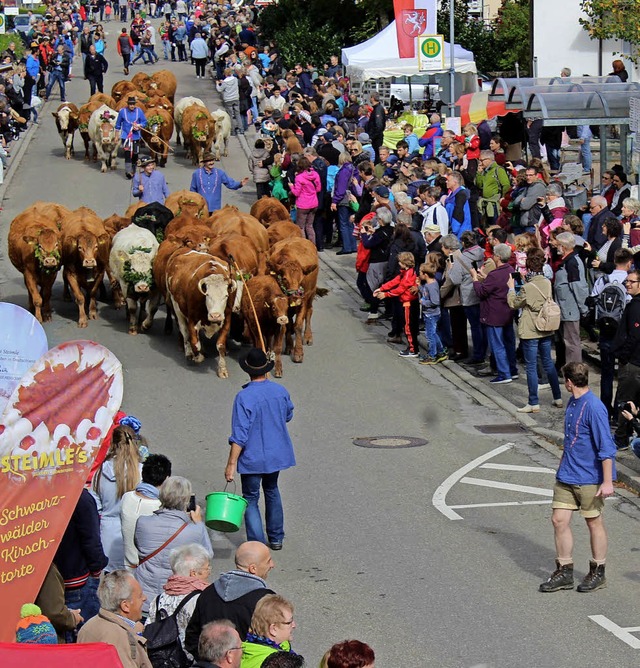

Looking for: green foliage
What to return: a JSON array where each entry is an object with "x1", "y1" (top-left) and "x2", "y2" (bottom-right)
[
  {"x1": 579, "y1": 0, "x2": 640, "y2": 63},
  {"x1": 258, "y1": 0, "x2": 380, "y2": 69},
  {"x1": 0, "y1": 35, "x2": 24, "y2": 60},
  {"x1": 494, "y1": 0, "x2": 531, "y2": 74},
  {"x1": 437, "y1": 0, "x2": 497, "y2": 73}
]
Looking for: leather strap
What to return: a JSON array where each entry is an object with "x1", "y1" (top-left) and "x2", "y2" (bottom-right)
[{"x1": 135, "y1": 522, "x2": 188, "y2": 568}]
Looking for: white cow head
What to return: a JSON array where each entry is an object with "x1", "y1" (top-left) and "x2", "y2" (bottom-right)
[
  {"x1": 198, "y1": 270, "x2": 236, "y2": 323},
  {"x1": 119, "y1": 247, "x2": 155, "y2": 294}
]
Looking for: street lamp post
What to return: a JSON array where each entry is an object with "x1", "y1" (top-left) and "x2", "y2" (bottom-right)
[{"x1": 449, "y1": 0, "x2": 455, "y2": 119}]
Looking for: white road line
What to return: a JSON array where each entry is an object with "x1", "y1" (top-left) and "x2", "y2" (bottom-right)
[
  {"x1": 432, "y1": 443, "x2": 514, "y2": 520},
  {"x1": 449, "y1": 500, "x2": 552, "y2": 510},
  {"x1": 479, "y1": 463, "x2": 556, "y2": 474},
  {"x1": 460, "y1": 477, "x2": 554, "y2": 497},
  {"x1": 589, "y1": 615, "x2": 640, "y2": 649}
]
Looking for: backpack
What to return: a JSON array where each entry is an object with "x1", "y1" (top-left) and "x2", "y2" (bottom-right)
[
  {"x1": 529, "y1": 281, "x2": 561, "y2": 332},
  {"x1": 595, "y1": 276, "x2": 627, "y2": 337},
  {"x1": 143, "y1": 590, "x2": 199, "y2": 668}
]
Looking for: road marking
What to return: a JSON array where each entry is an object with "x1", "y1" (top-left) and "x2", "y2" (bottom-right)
[
  {"x1": 432, "y1": 444, "x2": 513, "y2": 520},
  {"x1": 460, "y1": 477, "x2": 554, "y2": 497},
  {"x1": 480, "y1": 463, "x2": 556, "y2": 474},
  {"x1": 589, "y1": 615, "x2": 640, "y2": 649},
  {"x1": 449, "y1": 500, "x2": 551, "y2": 510}
]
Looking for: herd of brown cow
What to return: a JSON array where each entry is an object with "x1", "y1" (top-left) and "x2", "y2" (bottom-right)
[
  {"x1": 7, "y1": 196, "x2": 325, "y2": 378},
  {"x1": 50, "y1": 70, "x2": 230, "y2": 169}
]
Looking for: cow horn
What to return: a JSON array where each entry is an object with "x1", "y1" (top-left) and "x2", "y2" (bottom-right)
[{"x1": 198, "y1": 278, "x2": 208, "y2": 295}]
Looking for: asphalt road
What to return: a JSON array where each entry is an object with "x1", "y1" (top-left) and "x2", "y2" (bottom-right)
[{"x1": 2, "y1": 36, "x2": 640, "y2": 667}]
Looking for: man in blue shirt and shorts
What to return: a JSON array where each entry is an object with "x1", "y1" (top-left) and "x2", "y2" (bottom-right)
[{"x1": 540, "y1": 362, "x2": 616, "y2": 593}]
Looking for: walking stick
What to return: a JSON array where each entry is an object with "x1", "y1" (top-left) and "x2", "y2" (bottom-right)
[{"x1": 227, "y1": 253, "x2": 266, "y2": 354}]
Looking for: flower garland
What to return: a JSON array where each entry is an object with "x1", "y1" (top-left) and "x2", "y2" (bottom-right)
[
  {"x1": 147, "y1": 114, "x2": 165, "y2": 128},
  {"x1": 122, "y1": 247, "x2": 154, "y2": 287},
  {"x1": 34, "y1": 245, "x2": 60, "y2": 273}
]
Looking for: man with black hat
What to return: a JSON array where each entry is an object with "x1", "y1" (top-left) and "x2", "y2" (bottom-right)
[
  {"x1": 115, "y1": 96, "x2": 147, "y2": 179},
  {"x1": 132, "y1": 156, "x2": 169, "y2": 204},
  {"x1": 189, "y1": 152, "x2": 249, "y2": 213},
  {"x1": 224, "y1": 348, "x2": 296, "y2": 550}
]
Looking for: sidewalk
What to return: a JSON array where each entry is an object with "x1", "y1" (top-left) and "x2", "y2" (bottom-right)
[{"x1": 320, "y1": 249, "x2": 640, "y2": 495}]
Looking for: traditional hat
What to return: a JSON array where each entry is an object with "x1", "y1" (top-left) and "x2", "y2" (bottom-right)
[
  {"x1": 201, "y1": 152, "x2": 216, "y2": 162},
  {"x1": 357, "y1": 132, "x2": 371, "y2": 143},
  {"x1": 127, "y1": 96, "x2": 137, "y2": 104},
  {"x1": 139, "y1": 156, "x2": 155, "y2": 167},
  {"x1": 240, "y1": 348, "x2": 274, "y2": 377}
]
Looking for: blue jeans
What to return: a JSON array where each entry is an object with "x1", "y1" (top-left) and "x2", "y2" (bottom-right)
[
  {"x1": 632, "y1": 438, "x2": 640, "y2": 459},
  {"x1": 337, "y1": 205, "x2": 357, "y2": 252},
  {"x1": 46, "y1": 70, "x2": 66, "y2": 101},
  {"x1": 464, "y1": 304, "x2": 486, "y2": 361},
  {"x1": 64, "y1": 577, "x2": 100, "y2": 640},
  {"x1": 241, "y1": 472, "x2": 284, "y2": 544},
  {"x1": 486, "y1": 323, "x2": 517, "y2": 380},
  {"x1": 424, "y1": 313, "x2": 444, "y2": 357},
  {"x1": 521, "y1": 336, "x2": 562, "y2": 406}
]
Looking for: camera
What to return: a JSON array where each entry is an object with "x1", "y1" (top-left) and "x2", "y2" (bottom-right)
[
  {"x1": 618, "y1": 401, "x2": 633, "y2": 413},
  {"x1": 187, "y1": 494, "x2": 196, "y2": 513}
]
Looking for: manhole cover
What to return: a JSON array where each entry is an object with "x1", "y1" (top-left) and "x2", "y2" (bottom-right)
[
  {"x1": 353, "y1": 436, "x2": 428, "y2": 449},
  {"x1": 475, "y1": 424, "x2": 525, "y2": 434}
]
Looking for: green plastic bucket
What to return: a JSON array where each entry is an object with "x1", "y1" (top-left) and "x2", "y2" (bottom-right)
[{"x1": 205, "y1": 482, "x2": 247, "y2": 532}]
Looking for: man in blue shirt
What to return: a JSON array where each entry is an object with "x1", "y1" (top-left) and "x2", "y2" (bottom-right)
[
  {"x1": 115, "y1": 96, "x2": 147, "y2": 179},
  {"x1": 132, "y1": 156, "x2": 170, "y2": 204},
  {"x1": 539, "y1": 362, "x2": 616, "y2": 594},
  {"x1": 189, "y1": 152, "x2": 248, "y2": 213},
  {"x1": 225, "y1": 348, "x2": 296, "y2": 550}
]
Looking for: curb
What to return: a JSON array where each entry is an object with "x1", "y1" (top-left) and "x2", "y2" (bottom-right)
[
  {"x1": 0, "y1": 114, "x2": 40, "y2": 204},
  {"x1": 318, "y1": 250, "x2": 640, "y2": 498}
]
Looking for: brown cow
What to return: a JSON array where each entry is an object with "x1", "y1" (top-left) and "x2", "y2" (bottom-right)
[
  {"x1": 267, "y1": 220, "x2": 303, "y2": 246},
  {"x1": 250, "y1": 197, "x2": 290, "y2": 227},
  {"x1": 52, "y1": 103, "x2": 80, "y2": 159},
  {"x1": 23, "y1": 202, "x2": 73, "y2": 230},
  {"x1": 111, "y1": 80, "x2": 137, "y2": 102},
  {"x1": 60, "y1": 207, "x2": 110, "y2": 328},
  {"x1": 8, "y1": 214, "x2": 62, "y2": 323},
  {"x1": 150, "y1": 70, "x2": 177, "y2": 102},
  {"x1": 208, "y1": 207, "x2": 269, "y2": 253},
  {"x1": 170, "y1": 225, "x2": 212, "y2": 252},
  {"x1": 103, "y1": 213, "x2": 131, "y2": 238},
  {"x1": 124, "y1": 201, "x2": 146, "y2": 219},
  {"x1": 131, "y1": 71, "x2": 152, "y2": 90},
  {"x1": 141, "y1": 107, "x2": 174, "y2": 167},
  {"x1": 164, "y1": 248, "x2": 240, "y2": 377},
  {"x1": 89, "y1": 92, "x2": 117, "y2": 109},
  {"x1": 146, "y1": 93, "x2": 174, "y2": 114},
  {"x1": 208, "y1": 233, "x2": 261, "y2": 278},
  {"x1": 164, "y1": 212, "x2": 199, "y2": 237},
  {"x1": 165, "y1": 190, "x2": 208, "y2": 219},
  {"x1": 269, "y1": 238, "x2": 320, "y2": 363},
  {"x1": 181, "y1": 104, "x2": 215, "y2": 165},
  {"x1": 241, "y1": 275, "x2": 290, "y2": 377},
  {"x1": 77, "y1": 100, "x2": 102, "y2": 160}
]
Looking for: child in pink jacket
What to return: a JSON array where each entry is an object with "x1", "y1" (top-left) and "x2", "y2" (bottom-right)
[{"x1": 290, "y1": 157, "x2": 322, "y2": 244}]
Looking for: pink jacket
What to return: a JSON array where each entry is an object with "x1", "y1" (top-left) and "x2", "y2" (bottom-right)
[{"x1": 290, "y1": 168, "x2": 321, "y2": 210}]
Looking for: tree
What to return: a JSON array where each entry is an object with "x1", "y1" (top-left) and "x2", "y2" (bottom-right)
[
  {"x1": 579, "y1": 0, "x2": 640, "y2": 64},
  {"x1": 493, "y1": 0, "x2": 531, "y2": 74},
  {"x1": 437, "y1": 0, "x2": 497, "y2": 74}
]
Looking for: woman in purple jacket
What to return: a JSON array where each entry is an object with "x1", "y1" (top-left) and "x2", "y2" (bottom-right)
[
  {"x1": 289, "y1": 157, "x2": 321, "y2": 244},
  {"x1": 330, "y1": 153, "x2": 357, "y2": 255}
]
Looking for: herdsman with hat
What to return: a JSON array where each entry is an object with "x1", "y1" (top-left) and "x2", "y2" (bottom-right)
[
  {"x1": 132, "y1": 156, "x2": 170, "y2": 204},
  {"x1": 115, "y1": 96, "x2": 147, "y2": 179},
  {"x1": 189, "y1": 151, "x2": 249, "y2": 213},
  {"x1": 224, "y1": 349, "x2": 296, "y2": 550}
]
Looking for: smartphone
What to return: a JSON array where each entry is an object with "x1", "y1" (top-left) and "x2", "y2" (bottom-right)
[
  {"x1": 471, "y1": 260, "x2": 480, "y2": 270},
  {"x1": 187, "y1": 494, "x2": 196, "y2": 513},
  {"x1": 511, "y1": 272, "x2": 523, "y2": 285}
]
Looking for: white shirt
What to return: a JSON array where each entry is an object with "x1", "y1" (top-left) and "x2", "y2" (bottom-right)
[
  {"x1": 120, "y1": 490, "x2": 161, "y2": 569},
  {"x1": 421, "y1": 202, "x2": 449, "y2": 237}
]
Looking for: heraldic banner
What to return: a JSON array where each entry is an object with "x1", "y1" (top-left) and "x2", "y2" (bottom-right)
[
  {"x1": 0, "y1": 341, "x2": 123, "y2": 642},
  {"x1": 394, "y1": 0, "x2": 437, "y2": 59}
]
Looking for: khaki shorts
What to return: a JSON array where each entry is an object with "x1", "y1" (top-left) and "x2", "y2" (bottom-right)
[{"x1": 552, "y1": 481, "x2": 604, "y2": 518}]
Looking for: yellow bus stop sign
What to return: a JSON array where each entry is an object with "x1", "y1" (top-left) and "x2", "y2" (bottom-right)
[{"x1": 418, "y1": 35, "x2": 445, "y2": 71}]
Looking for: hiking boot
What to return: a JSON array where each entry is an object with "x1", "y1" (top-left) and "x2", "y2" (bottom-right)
[
  {"x1": 539, "y1": 560, "x2": 574, "y2": 592},
  {"x1": 577, "y1": 561, "x2": 606, "y2": 592},
  {"x1": 435, "y1": 351, "x2": 448, "y2": 362}
]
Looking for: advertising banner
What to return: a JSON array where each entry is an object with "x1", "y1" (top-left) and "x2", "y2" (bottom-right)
[
  {"x1": 0, "y1": 303, "x2": 48, "y2": 414},
  {"x1": 393, "y1": 0, "x2": 437, "y2": 59},
  {"x1": 0, "y1": 341, "x2": 123, "y2": 642}
]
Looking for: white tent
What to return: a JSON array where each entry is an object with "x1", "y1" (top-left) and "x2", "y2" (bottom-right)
[{"x1": 342, "y1": 21, "x2": 477, "y2": 81}]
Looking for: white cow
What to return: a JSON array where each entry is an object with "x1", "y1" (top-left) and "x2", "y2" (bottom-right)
[
  {"x1": 211, "y1": 109, "x2": 231, "y2": 160},
  {"x1": 52, "y1": 103, "x2": 79, "y2": 160},
  {"x1": 174, "y1": 96, "x2": 205, "y2": 146},
  {"x1": 109, "y1": 224, "x2": 160, "y2": 334},
  {"x1": 88, "y1": 104, "x2": 118, "y2": 173}
]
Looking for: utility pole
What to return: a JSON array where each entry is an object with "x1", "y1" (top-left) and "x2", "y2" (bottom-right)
[{"x1": 448, "y1": 0, "x2": 455, "y2": 118}]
